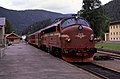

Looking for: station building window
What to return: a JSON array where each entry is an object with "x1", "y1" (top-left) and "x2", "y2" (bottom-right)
[
  {"x1": 116, "y1": 32, "x2": 118, "y2": 35},
  {"x1": 113, "y1": 32, "x2": 115, "y2": 35},
  {"x1": 113, "y1": 26, "x2": 115, "y2": 29},
  {"x1": 111, "y1": 26, "x2": 112, "y2": 29},
  {"x1": 116, "y1": 25, "x2": 118, "y2": 28}
]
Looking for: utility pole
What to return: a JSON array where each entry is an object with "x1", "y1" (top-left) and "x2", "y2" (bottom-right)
[{"x1": 0, "y1": 17, "x2": 6, "y2": 47}]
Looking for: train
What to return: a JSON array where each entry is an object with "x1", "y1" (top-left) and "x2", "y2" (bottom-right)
[{"x1": 27, "y1": 16, "x2": 97, "y2": 62}]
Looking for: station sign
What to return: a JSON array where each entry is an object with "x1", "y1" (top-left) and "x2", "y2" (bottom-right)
[{"x1": 0, "y1": 17, "x2": 5, "y2": 26}]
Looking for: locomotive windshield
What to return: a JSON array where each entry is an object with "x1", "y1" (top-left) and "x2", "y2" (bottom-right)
[
  {"x1": 77, "y1": 18, "x2": 90, "y2": 27},
  {"x1": 61, "y1": 18, "x2": 76, "y2": 28},
  {"x1": 61, "y1": 18, "x2": 90, "y2": 28}
]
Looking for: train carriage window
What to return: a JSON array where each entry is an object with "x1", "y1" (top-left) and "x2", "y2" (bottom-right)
[
  {"x1": 61, "y1": 18, "x2": 76, "y2": 28},
  {"x1": 57, "y1": 25, "x2": 61, "y2": 32},
  {"x1": 77, "y1": 18, "x2": 90, "y2": 26},
  {"x1": 39, "y1": 34, "x2": 42, "y2": 39},
  {"x1": 43, "y1": 26, "x2": 56, "y2": 34}
]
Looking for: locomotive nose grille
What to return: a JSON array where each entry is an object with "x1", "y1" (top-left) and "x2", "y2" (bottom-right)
[{"x1": 64, "y1": 48, "x2": 97, "y2": 55}]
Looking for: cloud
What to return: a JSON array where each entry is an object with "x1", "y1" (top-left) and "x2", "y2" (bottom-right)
[
  {"x1": 0, "y1": 0, "x2": 82, "y2": 13},
  {"x1": 40, "y1": 0, "x2": 82, "y2": 13},
  {"x1": 0, "y1": 0, "x2": 13, "y2": 8},
  {"x1": 0, "y1": 0, "x2": 111, "y2": 14}
]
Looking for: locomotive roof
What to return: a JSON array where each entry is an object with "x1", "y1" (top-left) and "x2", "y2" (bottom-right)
[
  {"x1": 109, "y1": 20, "x2": 120, "y2": 25},
  {"x1": 41, "y1": 20, "x2": 62, "y2": 31},
  {"x1": 28, "y1": 16, "x2": 89, "y2": 35},
  {"x1": 28, "y1": 30, "x2": 40, "y2": 36},
  {"x1": 41, "y1": 17, "x2": 89, "y2": 31}
]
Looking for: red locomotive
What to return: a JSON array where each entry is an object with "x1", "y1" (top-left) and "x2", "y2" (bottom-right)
[{"x1": 27, "y1": 16, "x2": 97, "y2": 62}]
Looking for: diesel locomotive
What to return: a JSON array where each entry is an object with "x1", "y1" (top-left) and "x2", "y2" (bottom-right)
[{"x1": 27, "y1": 16, "x2": 97, "y2": 62}]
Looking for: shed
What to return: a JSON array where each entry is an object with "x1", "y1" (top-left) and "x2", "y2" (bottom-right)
[{"x1": 6, "y1": 32, "x2": 21, "y2": 44}]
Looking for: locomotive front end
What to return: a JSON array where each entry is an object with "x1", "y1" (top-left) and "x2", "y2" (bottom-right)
[{"x1": 60, "y1": 17, "x2": 97, "y2": 62}]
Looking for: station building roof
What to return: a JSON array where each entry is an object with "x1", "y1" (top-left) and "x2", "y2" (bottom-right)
[
  {"x1": 6, "y1": 32, "x2": 21, "y2": 39},
  {"x1": 109, "y1": 21, "x2": 120, "y2": 25}
]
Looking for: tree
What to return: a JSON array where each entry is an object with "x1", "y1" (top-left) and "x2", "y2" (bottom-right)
[
  {"x1": 5, "y1": 19, "x2": 12, "y2": 34},
  {"x1": 78, "y1": 0, "x2": 110, "y2": 39},
  {"x1": 22, "y1": 19, "x2": 52, "y2": 35}
]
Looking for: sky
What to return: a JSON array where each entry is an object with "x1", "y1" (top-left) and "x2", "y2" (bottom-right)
[{"x1": 0, "y1": 0, "x2": 112, "y2": 14}]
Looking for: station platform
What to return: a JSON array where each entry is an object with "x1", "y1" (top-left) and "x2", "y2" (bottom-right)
[{"x1": 0, "y1": 43, "x2": 99, "y2": 79}]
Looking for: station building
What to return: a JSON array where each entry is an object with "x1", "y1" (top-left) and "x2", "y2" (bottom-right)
[
  {"x1": 6, "y1": 32, "x2": 21, "y2": 44},
  {"x1": 105, "y1": 21, "x2": 120, "y2": 41}
]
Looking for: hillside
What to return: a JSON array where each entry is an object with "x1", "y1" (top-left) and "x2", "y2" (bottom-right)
[
  {"x1": 0, "y1": 7, "x2": 67, "y2": 34},
  {"x1": 103, "y1": 0, "x2": 120, "y2": 21},
  {"x1": 1, "y1": 0, "x2": 120, "y2": 34}
]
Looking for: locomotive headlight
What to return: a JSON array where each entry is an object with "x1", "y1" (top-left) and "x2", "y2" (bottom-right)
[
  {"x1": 78, "y1": 25, "x2": 83, "y2": 31},
  {"x1": 65, "y1": 38, "x2": 71, "y2": 43}
]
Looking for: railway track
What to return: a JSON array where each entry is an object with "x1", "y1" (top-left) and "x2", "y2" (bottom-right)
[
  {"x1": 97, "y1": 50, "x2": 120, "y2": 60},
  {"x1": 71, "y1": 62, "x2": 120, "y2": 79},
  {"x1": 97, "y1": 48, "x2": 120, "y2": 55}
]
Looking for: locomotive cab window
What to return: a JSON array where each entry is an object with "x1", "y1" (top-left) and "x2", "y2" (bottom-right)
[
  {"x1": 61, "y1": 18, "x2": 76, "y2": 28},
  {"x1": 77, "y1": 18, "x2": 90, "y2": 27}
]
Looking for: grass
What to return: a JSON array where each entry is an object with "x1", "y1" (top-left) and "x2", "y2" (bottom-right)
[{"x1": 95, "y1": 43, "x2": 120, "y2": 50}]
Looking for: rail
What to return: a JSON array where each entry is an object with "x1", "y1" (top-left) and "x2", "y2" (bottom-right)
[
  {"x1": 71, "y1": 62, "x2": 120, "y2": 79},
  {"x1": 97, "y1": 50, "x2": 120, "y2": 60},
  {"x1": 97, "y1": 48, "x2": 120, "y2": 55}
]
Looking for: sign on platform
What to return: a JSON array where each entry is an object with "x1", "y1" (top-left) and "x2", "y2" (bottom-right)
[{"x1": 0, "y1": 17, "x2": 5, "y2": 26}]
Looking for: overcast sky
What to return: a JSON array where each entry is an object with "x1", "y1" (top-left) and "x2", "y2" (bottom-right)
[{"x1": 0, "y1": 0, "x2": 112, "y2": 14}]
